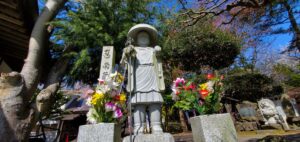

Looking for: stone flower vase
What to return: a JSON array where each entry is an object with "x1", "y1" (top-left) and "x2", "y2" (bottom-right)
[
  {"x1": 77, "y1": 123, "x2": 121, "y2": 142},
  {"x1": 189, "y1": 113, "x2": 238, "y2": 142}
]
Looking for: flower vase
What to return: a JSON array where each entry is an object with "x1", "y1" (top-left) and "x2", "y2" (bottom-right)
[
  {"x1": 77, "y1": 123, "x2": 121, "y2": 142},
  {"x1": 189, "y1": 113, "x2": 237, "y2": 142}
]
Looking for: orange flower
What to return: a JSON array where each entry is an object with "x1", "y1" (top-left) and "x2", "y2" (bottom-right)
[{"x1": 200, "y1": 89, "x2": 209, "y2": 99}]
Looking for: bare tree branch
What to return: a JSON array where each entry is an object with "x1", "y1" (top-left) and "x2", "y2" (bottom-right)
[{"x1": 179, "y1": 0, "x2": 270, "y2": 27}]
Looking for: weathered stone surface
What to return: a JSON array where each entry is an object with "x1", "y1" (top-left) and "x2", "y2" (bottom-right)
[
  {"x1": 99, "y1": 46, "x2": 115, "y2": 80},
  {"x1": 122, "y1": 133, "x2": 175, "y2": 142},
  {"x1": 190, "y1": 113, "x2": 237, "y2": 142},
  {"x1": 77, "y1": 123, "x2": 121, "y2": 142}
]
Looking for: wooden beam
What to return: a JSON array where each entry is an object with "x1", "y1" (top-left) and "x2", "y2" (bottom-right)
[
  {"x1": 0, "y1": 35, "x2": 28, "y2": 48},
  {"x1": 0, "y1": 39, "x2": 28, "y2": 50},
  {"x1": 20, "y1": 0, "x2": 38, "y2": 30},
  {"x1": 0, "y1": 13, "x2": 24, "y2": 26},
  {"x1": 0, "y1": 19, "x2": 27, "y2": 33},
  {"x1": 0, "y1": 31, "x2": 29, "y2": 44},
  {"x1": 0, "y1": 45, "x2": 27, "y2": 59},
  {"x1": 0, "y1": 1, "x2": 18, "y2": 9},
  {"x1": 0, "y1": 5, "x2": 21, "y2": 19},
  {"x1": 0, "y1": 26, "x2": 29, "y2": 40}
]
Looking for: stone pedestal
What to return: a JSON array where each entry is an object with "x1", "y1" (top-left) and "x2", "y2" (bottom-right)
[
  {"x1": 190, "y1": 113, "x2": 237, "y2": 142},
  {"x1": 77, "y1": 123, "x2": 121, "y2": 142},
  {"x1": 123, "y1": 133, "x2": 174, "y2": 142}
]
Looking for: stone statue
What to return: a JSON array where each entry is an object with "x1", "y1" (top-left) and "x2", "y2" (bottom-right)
[
  {"x1": 121, "y1": 24, "x2": 165, "y2": 135},
  {"x1": 258, "y1": 99, "x2": 282, "y2": 125}
]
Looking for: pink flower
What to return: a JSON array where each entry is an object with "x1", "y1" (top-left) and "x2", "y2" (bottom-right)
[
  {"x1": 207, "y1": 73, "x2": 214, "y2": 80},
  {"x1": 105, "y1": 102, "x2": 115, "y2": 112},
  {"x1": 111, "y1": 90, "x2": 119, "y2": 97},
  {"x1": 82, "y1": 89, "x2": 94, "y2": 99},
  {"x1": 199, "y1": 100, "x2": 204, "y2": 106},
  {"x1": 174, "y1": 78, "x2": 185, "y2": 87},
  {"x1": 113, "y1": 108, "x2": 123, "y2": 118},
  {"x1": 98, "y1": 79, "x2": 105, "y2": 84}
]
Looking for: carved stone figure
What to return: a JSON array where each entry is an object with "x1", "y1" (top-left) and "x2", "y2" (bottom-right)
[
  {"x1": 121, "y1": 24, "x2": 165, "y2": 135},
  {"x1": 258, "y1": 99, "x2": 282, "y2": 125}
]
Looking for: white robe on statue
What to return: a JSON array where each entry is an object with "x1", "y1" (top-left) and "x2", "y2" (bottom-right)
[{"x1": 131, "y1": 47, "x2": 163, "y2": 104}]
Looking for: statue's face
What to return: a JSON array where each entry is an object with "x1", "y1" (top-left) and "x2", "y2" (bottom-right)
[{"x1": 137, "y1": 31, "x2": 150, "y2": 47}]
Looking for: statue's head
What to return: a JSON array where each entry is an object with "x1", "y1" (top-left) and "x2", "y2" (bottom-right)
[
  {"x1": 128, "y1": 24, "x2": 158, "y2": 46},
  {"x1": 137, "y1": 31, "x2": 150, "y2": 47}
]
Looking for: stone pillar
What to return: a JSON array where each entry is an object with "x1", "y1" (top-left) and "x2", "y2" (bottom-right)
[{"x1": 99, "y1": 46, "x2": 115, "y2": 80}]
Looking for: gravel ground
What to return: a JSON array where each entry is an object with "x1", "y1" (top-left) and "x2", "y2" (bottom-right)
[{"x1": 172, "y1": 130, "x2": 300, "y2": 142}]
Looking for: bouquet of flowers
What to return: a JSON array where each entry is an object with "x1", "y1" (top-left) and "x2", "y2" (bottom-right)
[
  {"x1": 171, "y1": 74, "x2": 223, "y2": 114},
  {"x1": 84, "y1": 72, "x2": 127, "y2": 124}
]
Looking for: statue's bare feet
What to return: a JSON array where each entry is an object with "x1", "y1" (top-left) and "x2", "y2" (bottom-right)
[{"x1": 151, "y1": 125, "x2": 163, "y2": 134}]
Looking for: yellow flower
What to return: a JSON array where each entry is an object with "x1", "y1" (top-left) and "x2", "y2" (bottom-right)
[
  {"x1": 119, "y1": 93, "x2": 126, "y2": 102},
  {"x1": 91, "y1": 91, "x2": 104, "y2": 105},
  {"x1": 199, "y1": 83, "x2": 208, "y2": 90},
  {"x1": 116, "y1": 73, "x2": 124, "y2": 83}
]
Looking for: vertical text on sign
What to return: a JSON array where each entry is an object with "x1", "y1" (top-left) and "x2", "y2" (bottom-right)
[{"x1": 99, "y1": 46, "x2": 115, "y2": 80}]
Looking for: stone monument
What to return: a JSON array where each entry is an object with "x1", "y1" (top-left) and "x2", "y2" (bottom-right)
[
  {"x1": 78, "y1": 123, "x2": 121, "y2": 142},
  {"x1": 77, "y1": 46, "x2": 120, "y2": 142},
  {"x1": 189, "y1": 113, "x2": 238, "y2": 142},
  {"x1": 121, "y1": 24, "x2": 174, "y2": 142},
  {"x1": 99, "y1": 46, "x2": 115, "y2": 80}
]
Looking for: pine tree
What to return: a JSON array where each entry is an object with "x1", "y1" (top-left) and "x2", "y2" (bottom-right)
[{"x1": 51, "y1": 0, "x2": 159, "y2": 84}]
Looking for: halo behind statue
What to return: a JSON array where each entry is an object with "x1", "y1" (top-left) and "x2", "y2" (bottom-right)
[{"x1": 128, "y1": 24, "x2": 158, "y2": 45}]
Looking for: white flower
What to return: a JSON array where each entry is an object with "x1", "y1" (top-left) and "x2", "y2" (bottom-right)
[
  {"x1": 110, "y1": 72, "x2": 117, "y2": 78},
  {"x1": 171, "y1": 92, "x2": 179, "y2": 101},
  {"x1": 86, "y1": 109, "x2": 97, "y2": 124},
  {"x1": 86, "y1": 97, "x2": 92, "y2": 106},
  {"x1": 207, "y1": 80, "x2": 215, "y2": 93}
]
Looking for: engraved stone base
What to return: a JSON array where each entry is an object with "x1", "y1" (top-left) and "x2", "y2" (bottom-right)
[
  {"x1": 190, "y1": 113, "x2": 238, "y2": 142},
  {"x1": 77, "y1": 123, "x2": 121, "y2": 142},
  {"x1": 122, "y1": 133, "x2": 175, "y2": 142}
]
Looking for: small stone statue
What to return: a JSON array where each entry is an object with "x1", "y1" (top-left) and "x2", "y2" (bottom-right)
[
  {"x1": 120, "y1": 24, "x2": 165, "y2": 135},
  {"x1": 258, "y1": 99, "x2": 282, "y2": 125}
]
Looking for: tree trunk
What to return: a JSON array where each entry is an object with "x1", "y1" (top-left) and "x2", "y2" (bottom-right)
[
  {"x1": 36, "y1": 57, "x2": 70, "y2": 115},
  {"x1": 179, "y1": 110, "x2": 188, "y2": 132},
  {"x1": 282, "y1": 1, "x2": 300, "y2": 51},
  {"x1": 0, "y1": 0, "x2": 67, "y2": 141}
]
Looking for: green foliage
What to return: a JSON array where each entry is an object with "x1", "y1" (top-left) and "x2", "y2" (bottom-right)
[
  {"x1": 163, "y1": 18, "x2": 241, "y2": 71},
  {"x1": 50, "y1": 0, "x2": 159, "y2": 85},
  {"x1": 223, "y1": 73, "x2": 281, "y2": 102},
  {"x1": 48, "y1": 91, "x2": 71, "y2": 117},
  {"x1": 273, "y1": 64, "x2": 300, "y2": 87}
]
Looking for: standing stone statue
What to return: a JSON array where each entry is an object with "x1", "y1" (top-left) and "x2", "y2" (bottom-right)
[{"x1": 120, "y1": 24, "x2": 165, "y2": 135}]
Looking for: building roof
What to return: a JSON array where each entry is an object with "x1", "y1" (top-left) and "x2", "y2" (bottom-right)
[{"x1": 0, "y1": 0, "x2": 38, "y2": 71}]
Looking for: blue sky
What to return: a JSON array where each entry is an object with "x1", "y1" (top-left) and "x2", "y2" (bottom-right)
[{"x1": 38, "y1": 0, "x2": 297, "y2": 63}]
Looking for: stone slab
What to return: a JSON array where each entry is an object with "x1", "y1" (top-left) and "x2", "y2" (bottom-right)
[
  {"x1": 190, "y1": 113, "x2": 237, "y2": 142},
  {"x1": 122, "y1": 133, "x2": 174, "y2": 142},
  {"x1": 77, "y1": 123, "x2": 121, "y2": 142}
]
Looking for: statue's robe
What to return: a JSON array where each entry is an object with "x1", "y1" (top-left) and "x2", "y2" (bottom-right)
[{"x1": 126, "y1": 46, "x2": 165, "y2": 104}]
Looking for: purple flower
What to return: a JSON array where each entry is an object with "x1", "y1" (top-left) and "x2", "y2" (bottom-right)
[
  {"x1": 105, "y1": 102, "x2": 115, "y2": 112},
  {"x1": 113, "y1": 108, "x2": 123, "y2": 118}
]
